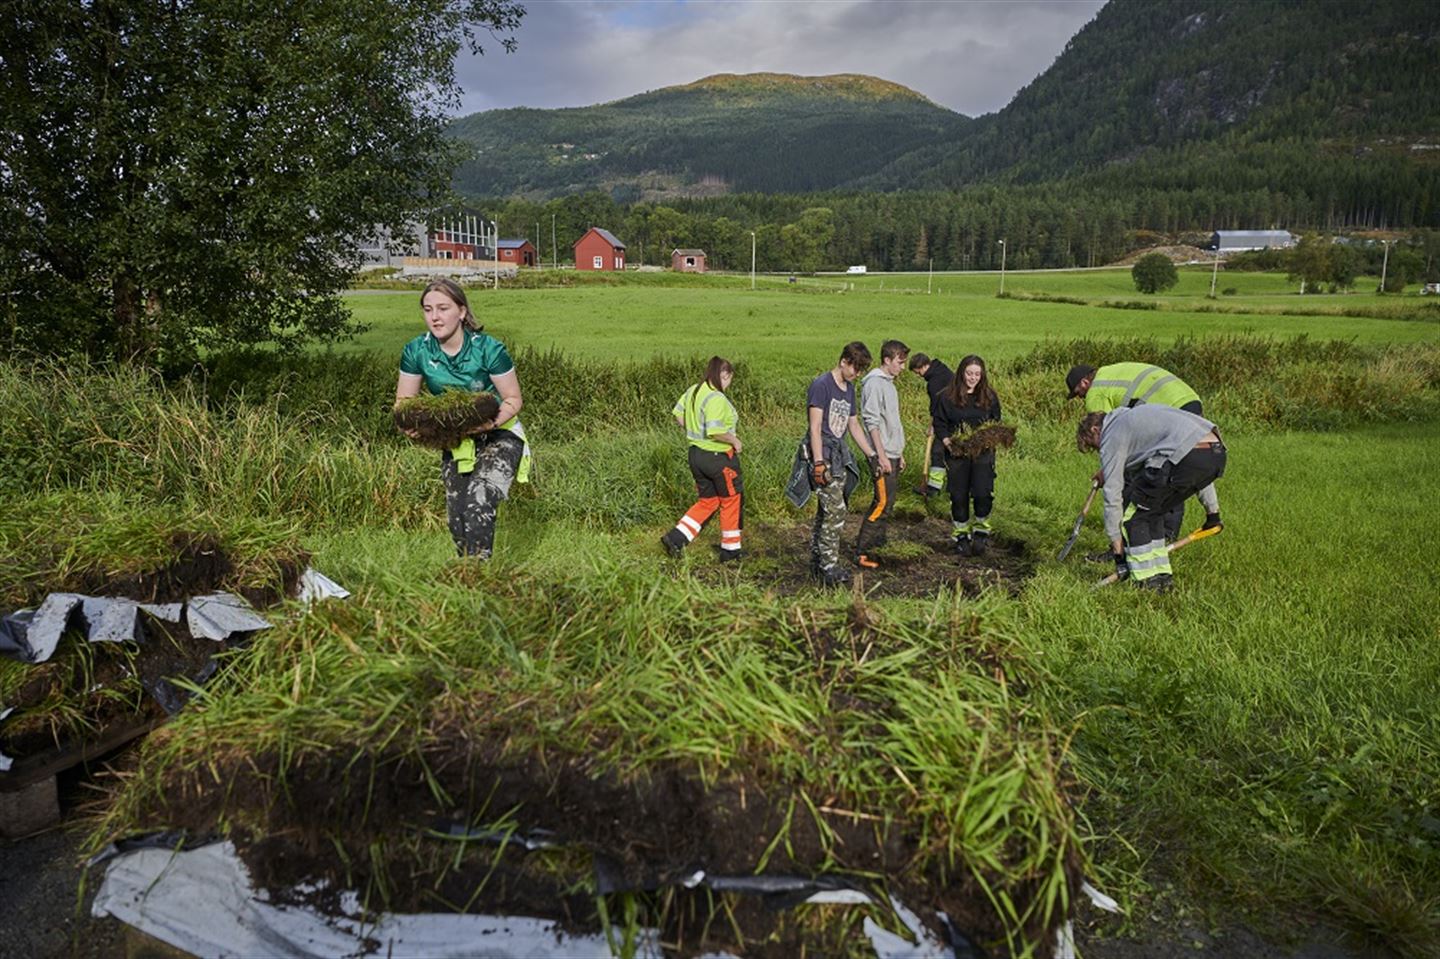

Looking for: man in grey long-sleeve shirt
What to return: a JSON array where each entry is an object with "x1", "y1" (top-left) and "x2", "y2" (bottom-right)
[
  {"x1": 1077, "y1": 405, "x2": 1226, "y2": 593},
  {"x1": 856, "y1": 340, "x2": 908, "y2": 567}
]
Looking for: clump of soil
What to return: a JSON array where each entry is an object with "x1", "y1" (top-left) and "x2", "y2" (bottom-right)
[
  {"x1": 945, "y1": 423, "x2": 1018, "y2": 458},
  {"x1": 695, "y1": 512, "x2": 1034, "y2": 599},
  {"x1": 393, "y1": 391, "x2": 501, "y2": 449}
]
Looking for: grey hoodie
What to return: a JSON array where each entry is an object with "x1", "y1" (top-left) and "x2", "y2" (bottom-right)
[
  {"x1": 860, "y1": 368, "x2": 905, "y2": 459},
  {"x1": 1099, "y1": 405, "x2": 1221, "y2": 539}
]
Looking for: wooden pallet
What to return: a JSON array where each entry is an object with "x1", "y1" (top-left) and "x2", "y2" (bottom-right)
[{"x1": 0, "y1": 717, "x2": 163, "y2": 838}]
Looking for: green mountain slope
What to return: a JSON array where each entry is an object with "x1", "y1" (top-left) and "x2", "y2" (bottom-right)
[
  {"x1": 863, "y1": 0, "x2": 1440, "y2": 189},
  {"x1": 448, "y1": 73, "x2": 970, "y2": 199}
]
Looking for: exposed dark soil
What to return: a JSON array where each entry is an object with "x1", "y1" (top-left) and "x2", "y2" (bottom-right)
[
  {"x1": 126, "y1": 739, "x2": 1069, "y2": 958},
  {"x1": 695, "y1": 510, "x2": 1034, "y2": 600}
]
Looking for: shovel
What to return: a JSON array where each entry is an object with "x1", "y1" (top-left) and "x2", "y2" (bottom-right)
[
  {"x1": 1092, "y1": 524, "x2": 1222, "y2": 589},
  {"x1": 1056, "y1": 480, "x2": 1101, "y2": 560}
]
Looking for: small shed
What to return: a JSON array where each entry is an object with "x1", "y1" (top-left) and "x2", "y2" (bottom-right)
[
  {"x1": 498, "y1": 239, "x2": 538, "y2": 268},
  {"x1": 671, "y1": 249, "x2": 707, "y2": 273},
  {"x1": 1211, "y1": 230, "x2": 1296, "y2": 252},
  {"x1": 574, "y1": 228, "x2": 626, "y2": 271}
]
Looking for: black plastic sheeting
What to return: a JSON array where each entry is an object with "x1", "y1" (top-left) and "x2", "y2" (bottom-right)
[{"x1": 86, "y1": 829, "x2": 223, "y2": 870}]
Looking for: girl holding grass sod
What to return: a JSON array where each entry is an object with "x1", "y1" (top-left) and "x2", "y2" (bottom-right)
[
  {"x1": 395, "y1": 278, "x2": 529, "y2": 560},
  {"x1": 934, "y1": 354, "x2": 1001, "y2": 556},
  {"x1": 661, "y1": 357, "x2": 744, "y2": 561}
]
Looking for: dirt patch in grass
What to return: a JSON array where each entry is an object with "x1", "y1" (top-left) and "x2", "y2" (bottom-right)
[{"x1": 693, "y1": 510, "x2": 1035, "y2": 599}]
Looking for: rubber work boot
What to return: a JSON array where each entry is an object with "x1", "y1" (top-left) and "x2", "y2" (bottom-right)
[
  {"x1": 953, "y1": 533, "x2": 971, "y2": 555},
  {"x1": 970, "y1": 530, "x2": 990, "y2": 557},
  {"x1": 1136, "y1": 573, "x2": 1174, "y2": 594},
  {"x1": 718, "y1": 548, "x2": 744, "y2": 563},
  {"x1": 857, "y1": 554, "x2": 880, "y2": 569},
  {"x1": 817, "y1": 565, "x2": 851, "y2": 587},
  {"x1": 660, "y1": 529, "x2": 687, "y2": 558}
]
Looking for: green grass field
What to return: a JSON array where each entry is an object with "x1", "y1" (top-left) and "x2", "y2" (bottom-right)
[{"x1": 5, "y1": 270, "x2": 1438, "y2": 956}]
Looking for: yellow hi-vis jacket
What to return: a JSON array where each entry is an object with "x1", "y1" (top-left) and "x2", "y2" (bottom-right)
[
  {"x1": 1084, "y1": 362, "x2": 1201, "y2": 413},
  {"x1": 673, "y1": 383, "x2": 738, "y2": 453}
]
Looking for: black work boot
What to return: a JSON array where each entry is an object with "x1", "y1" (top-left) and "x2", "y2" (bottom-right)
[
  {"x1": 1084, "y1": 549, "x2": 1111, "y2": 564},
  {"x1": 660, "y1": 529, "x2": 687, "y2": 558},
  {"x1": 970, "y1": 531, "x2": 990, "y2": 557},
  {"x1": 1136, "y1": 573, "x2": 1174, "y2": 594},
  {"x1": 817, "y1": 565, "x2": 851, "y2": 587},
  {"x1": 953, "y1": 533, "x2": 971, "y2": 555},
  {"x1": 718, "y1": 547, "x2": 744, "y2": 563}
]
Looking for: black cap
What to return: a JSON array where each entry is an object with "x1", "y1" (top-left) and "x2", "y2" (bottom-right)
[{"x1": 1066, "y1": 364, "x2": 1096, "y2": 398}]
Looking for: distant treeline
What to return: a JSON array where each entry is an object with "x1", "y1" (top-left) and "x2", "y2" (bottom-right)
[{"x1": 476, "y1": 147, "x2": 1440, "y2": 274}]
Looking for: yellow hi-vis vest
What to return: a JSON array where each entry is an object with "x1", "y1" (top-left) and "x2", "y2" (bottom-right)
[
  {"x1": 1084, "y1": 362, "x2": 1201, "y2": 413},
  {"x1": 672, "y1": 383, "x2": 737, "y2": 453}
]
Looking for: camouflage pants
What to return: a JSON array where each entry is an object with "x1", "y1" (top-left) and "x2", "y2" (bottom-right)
[
  {"x1": 810, "y1": 477, "x2": 847, "y2": 571},
  {"x1": 440, "y1": 432, "x2": 523, "y2": 558}
]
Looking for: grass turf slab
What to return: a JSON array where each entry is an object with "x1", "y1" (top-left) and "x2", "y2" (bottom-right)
[
  {"x1": 0, "y1": 494, "x2": 308, "y2": 763},
  {"x1": 94, "y1": 567, "x2": 1080, "y2": 957}
]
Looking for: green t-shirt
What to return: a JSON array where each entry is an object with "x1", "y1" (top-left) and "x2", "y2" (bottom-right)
[{"x1": 399, "y1": 330, "x2": 514, "y2": 395}]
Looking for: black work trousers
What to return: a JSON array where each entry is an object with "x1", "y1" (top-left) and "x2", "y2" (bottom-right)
[
  {"x1": 1123, "y1": 443, "x2": 1227, "y2": 556},
  {"x1": 946, "y1": 451, "x2": 995, "y2": 524}
]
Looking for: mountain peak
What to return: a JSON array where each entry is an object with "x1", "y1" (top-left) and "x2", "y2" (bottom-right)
[{"x1": 665, "y1": 72, "x2": 934, "y2": 104}]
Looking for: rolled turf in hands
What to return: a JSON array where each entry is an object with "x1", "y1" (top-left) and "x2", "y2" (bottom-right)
[
  {"x1": 393, "y1": 391, "x2": 501, "y2": 449},
  {"x1": 946, "y1": 423, "x2": 1018, "y2": 458}
]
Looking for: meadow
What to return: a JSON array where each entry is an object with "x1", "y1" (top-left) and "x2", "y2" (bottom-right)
[{"x1": 4, "y1": 268, "x2": 1438, "y2": 956}]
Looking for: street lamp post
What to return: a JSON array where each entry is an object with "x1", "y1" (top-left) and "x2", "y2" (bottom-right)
[
  {"x1": 997, "y1": 240, "x2": 1007, "y2": 295},
  {"x1": 492, "y1": 220, "x2": 500, "y2": 291},
  {"x1": 551, "y1": 213, "x2": 557, "y2": 270},
  {"x1": 1380, "y1": 239, "x2": 1392, "y2": 293},
  {"x1": 1210, "y1": 252, "x2": 1221, "y2": 298},
  {"x1": 750, "y1": 231, "x2": 756, "y2": 291}
]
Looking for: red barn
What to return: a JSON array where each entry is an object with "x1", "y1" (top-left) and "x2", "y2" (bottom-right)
[
  {"x1": 574, "y1": 227, "x2": 626, "y2": 271},
  {"x1": 498, "y1": 239, "x2": 538, "y2": 267},
  {"x1": 671, "y1": 249, "x2": 707, "y2": 273}
]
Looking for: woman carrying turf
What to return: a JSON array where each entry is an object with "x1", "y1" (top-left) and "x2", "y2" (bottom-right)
[
  {"x1": 661, "y1": 356, "x2": 743, "y2": 561},
  {"x1": 933, "y1": 354, "x2": 1001, "y2": 556},
  {"x1": 395, "y1": 278, "x2": 529, "y2": 559}
]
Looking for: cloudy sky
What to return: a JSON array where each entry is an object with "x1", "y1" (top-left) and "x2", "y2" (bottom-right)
[{"x1": 455, "y1": 0, "x2": 1107, "y2": 118}]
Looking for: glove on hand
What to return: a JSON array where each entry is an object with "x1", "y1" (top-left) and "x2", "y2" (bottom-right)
[
  {"x1": 1202, "y1": 512, "x2": 1223, "y2": 530},
  {"x1": 811, "y1": 461, "x2": 832, "y2": 488},
  {"x1": 1113, "y1": 552, "x2": 1130, "y2": 580}
]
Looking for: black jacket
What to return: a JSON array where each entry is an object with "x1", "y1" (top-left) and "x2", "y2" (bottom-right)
[{"x1": 922, "y1": 360, "x2": 953, "y2": 431}]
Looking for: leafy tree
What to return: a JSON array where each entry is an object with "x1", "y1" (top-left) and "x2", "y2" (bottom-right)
[
  {"x1": 1287, "y1": 233, "x2": 1333, "y2": 293},
  {"x1": 1383, "y1": 247, "x2": 1424, "y2": 293},
  {"x1": 1131, "y1": 253, "x2": 1179, "y2": 294},
  {"x1": 1, "y1": 0, "x2": 524, "y2": 361}
]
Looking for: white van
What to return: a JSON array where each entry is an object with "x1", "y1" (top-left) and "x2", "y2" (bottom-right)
[{"x1": 846, "y1": 265, "x2": 867, "y2": 274}]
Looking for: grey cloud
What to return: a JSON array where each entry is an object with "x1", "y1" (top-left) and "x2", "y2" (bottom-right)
[{"x1": 454, "y1": 0, "x2": 1106, "y2": 118}]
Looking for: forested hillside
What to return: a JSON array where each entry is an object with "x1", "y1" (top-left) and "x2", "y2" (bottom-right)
[
  {"x1": 449, "y1": 73, "x2": 969, "y2": 199},
  {"x1": 869, "y1": 0, "x2": 1440, "y2": 188},
  {"x1": 853, "y1": 0, "x2": 1440, "y2": 232}
]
